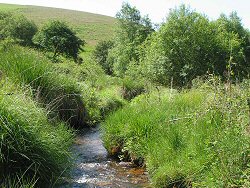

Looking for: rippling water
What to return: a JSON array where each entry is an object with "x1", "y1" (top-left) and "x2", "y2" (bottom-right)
[{"x1": 61, "y1": 126, "x2": 150, "y2": 188}]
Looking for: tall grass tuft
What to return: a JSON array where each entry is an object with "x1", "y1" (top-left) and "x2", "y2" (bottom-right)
[
  {"x1": 0, "y1": 45, "x2": 87, "y2": 127},
  {"x1": 0, "y1": 79, "x2": 74, "y2": 186}
]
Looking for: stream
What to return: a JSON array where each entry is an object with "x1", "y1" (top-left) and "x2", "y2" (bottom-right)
[{"x1": 61, "y1": 126, "x2": 150, "y2": 188}]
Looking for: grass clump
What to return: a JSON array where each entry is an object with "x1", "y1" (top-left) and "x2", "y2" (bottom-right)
[
  {"x1": 0, "y1": 79, "x2": 74, "y2": 187},
  {"x1": 0, "y1": 45, "x2": 87, "y2": 127},
  {"x1": 120, "y1": 77, "x2": 146, "y2": 100},
  {"x1": 102, "y1": 81, "x2": 250, "y2": 187},
  {"x1": 52, "y1": 58, "x2": 126, "y2": 125}
]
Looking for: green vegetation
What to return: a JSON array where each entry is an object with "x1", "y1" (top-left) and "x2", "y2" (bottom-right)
[
  {"x1": 0, "y1": 39, "x2": 125, "y2": 185},
  {"x1": 0, "y1": 4, "x2": 125, "y2": 187},
  {"x1": 93, "y1": 40, "x2": 114, "y2": 75},
  {"x1": 0, "y1": 3, "x2": 116, "y2": 48},
  {"x1": 0, "y1": 79, "x2": 74, "y2": 186},
  {"x1": 107, "y1": 3, "x2": 154, "y2": 76},
  {"x1": 0, "y1": 12, "x2": 37, "y2": 45},
  {"x1": 51, "y1": 58, "x2": 126, "y2": 125},
  {"x1": 1, "y1": 2, "x2": 250, "y2": 187},
  {"x1": 103, "y1": 81, "x2": 250, "y2": 187},
  {"x1": 0, "y1": 45, "x2": 87, "y2": 127},
  {"x1": 101, "y1": 3, "x2": 250, "y2": 188},
  {"x1": 34, "y1": 20, "x2": 84, "y2": 62},
  {"x1": 0, "y1": 4, "x2": 24, "y2": 11},
  {"x1": 96, "y1": 5, "x2": 249, "y2": 87},
  {"x1": 141, "y1": 6, "x2": 250, "y2": 87}
]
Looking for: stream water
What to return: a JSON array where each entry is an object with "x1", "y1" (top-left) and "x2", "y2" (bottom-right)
[{"x1": 61, "y1": 126, "x2": 150, "y2": 188}]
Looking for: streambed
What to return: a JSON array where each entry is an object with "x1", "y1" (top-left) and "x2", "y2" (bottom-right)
[{"x1": 61, "y1": 125, "x2": 150, "y2": 188}]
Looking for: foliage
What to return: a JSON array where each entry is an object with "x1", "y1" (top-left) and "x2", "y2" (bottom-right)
[
  {"x1": 33, "y1": 20, "x2": 85, "y2": 62},
  {"x1": 102, "y1": 81, "x2": 250, "y2": 187},
  {"x1": 108, "y1": 3, "x2": 154, "y2": 76},
  {"x1": 0, "y1": 45, "x2": 87, "y2": 128},
  {"x1": 140, "y1": 5, "x2": 219, "y2": 87},
  {"x1": 120, "y1": 77, "x2": 146, "y2": 100},
  {"x1": 52, "y1": 58, "x2": 126, "y2": 125},
  {"x1": 0, "y1": 12, "x2": 37, "y2": 45},
  {"x1": 0, "y1": 80, "x2": 74, "y2": 186},
  {"x1": 140, "y1": 5, "x2": 250, "y2": 87},
  {"x1": 213, "y1": 12, "x2": 250, "y2": 80},
  {"x1": 93, "y1": 40, "x2": 114, "y2": 75}
]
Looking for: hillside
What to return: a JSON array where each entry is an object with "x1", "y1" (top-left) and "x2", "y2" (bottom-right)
[{"x1": 0, "y1": 3, "x2": 116, "y2": 47}]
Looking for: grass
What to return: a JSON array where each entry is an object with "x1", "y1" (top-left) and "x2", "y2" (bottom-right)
[
  {"x1": 2, "y1": 4, "x2": 248, "y2": 187},
  {"x1": 0, "y1": 3, "x2": 116, "y2": 48},
  {"x1": 0, "y1": 4, "x2": 24, "y2": 11},
  {"x1": 0, "y1": 78, "x2": 74, "y2": 186},
  {"x1": 51, "y1": 56, "x2": 127, "y2": 125},
  {"x1": 0, "y1": 40, "x2": 126, "y2": 187},
  {"x1": 102, "y1": 81, "x2": 250, "y2": 187},
  {"x1": 0, "y1": 44, "x2": 87, "y2": 127}
]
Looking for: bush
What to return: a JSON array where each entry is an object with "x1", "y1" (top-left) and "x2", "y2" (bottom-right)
[
  {"x1": 140, "y1": 5, "x2": 250, "y2": 87},
  {"x1": 33, "y1": 20, "x2": 84, "y2": 62},
  {"x1": 46, "y1": 55, "x2": 126, "y2": 125},
  {"x1": 213, "y1": 12, "x2": 250, "y2": 80},
  {"x1": 98, "y1": 86, "x2": 126, "y2": 117},
  {"x1": 0, "y1": 12, "x2": 37, "y2": 46},
  {"x1": 93, "y1": 40, "x2": 114, "y2": 75}
]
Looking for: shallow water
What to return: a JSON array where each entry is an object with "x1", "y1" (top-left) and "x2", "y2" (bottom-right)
[{"x1": 61, "y1": 126, "x2": 150, "y2": 188}]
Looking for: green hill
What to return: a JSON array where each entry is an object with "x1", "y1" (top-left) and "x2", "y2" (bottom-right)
[{"x1": 0, "y1": 3, "x2": 116, "y2": 47}]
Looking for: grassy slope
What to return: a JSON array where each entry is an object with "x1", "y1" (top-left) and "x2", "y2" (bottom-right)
[{"x1": 0, "y1": 3, "x2": 116, "y2": 49}]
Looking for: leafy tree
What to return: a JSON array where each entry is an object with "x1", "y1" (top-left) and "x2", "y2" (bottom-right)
[
  {"x1": 109, "y1": 3, "x2": 154, "y2": 76},
  {"x1": 214, "y1": 12, "x2": 250, "y2": 80},
  {"x1": 33, "y1": 20, "x2": 84, "y2": 62},
  {"x1": 141, "y1": 5, "x2": 221, "y2": 87},
  {"x1": 140, "y1": 5, "x2": 249, "y2": 87},
  {"x1": 93, "y1": 40, "x2": 114, "y2": 75},
  {"x1": 0, "y1": 13, "x2": 37, "y2": 45}
]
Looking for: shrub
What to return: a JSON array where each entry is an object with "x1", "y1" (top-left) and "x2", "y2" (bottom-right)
[
  {"x1": 33, "y1": 20, "x2": 84, "y2": 62},
  {"x1": 50, "y1": 56, "x2": 126, "y2": 125},
  {"x1": 140, "y1": 5, "x2": 250, "y2": 87},
  {"x1": 98, "y1": 86, "x2": 126, "y2": 117},
  {"x1": 93, "y1": 40, "x2": 114, "y2": 75},
  {"x1": 0, "y1": 12, "x2": 37, "y2": 45},
  {"x1": 110, "y1": 3, "x2": 154, "y2": 76},
  {"x1": 213, "y1": 12, "x2": 250, "y2": 80}
]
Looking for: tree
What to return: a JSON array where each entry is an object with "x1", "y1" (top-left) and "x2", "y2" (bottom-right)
[
  {"x1": 214, "y1": 12, "x2": 250, "y2": 80},
  {"x1": 33, "y1": 20, "x2": 84, "y2": 62},
  {"x1": 140, "y1": 6, "x2": 250, "y2": 87},
  {"x1": 93, "y1": 40, "x2": 114, "y2": 75},
  {"x1": 141, "y1": 5, "x2": 222, "y2": 87},
  {"x1": 0, "y1": 13, "x2": 37, "y2": 45},
  {"x1": 109, "y1": 3, "x2": 154, "y2": 76}
]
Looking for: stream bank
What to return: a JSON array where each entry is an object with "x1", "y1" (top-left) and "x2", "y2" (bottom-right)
[{"x1": 61, "y1": 125, "x2": 150, "y2": 188}]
